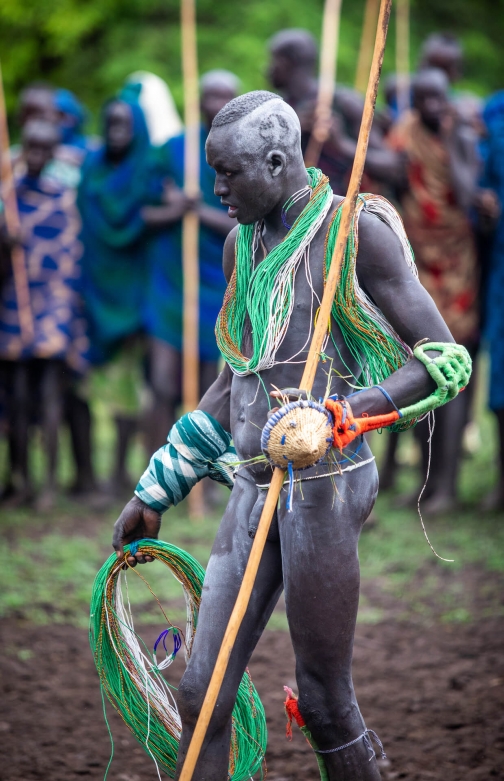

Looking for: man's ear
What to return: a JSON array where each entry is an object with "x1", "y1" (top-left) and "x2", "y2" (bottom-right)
[{"x1": 266, "y1": 149, "x2": 287, "y2": 178}]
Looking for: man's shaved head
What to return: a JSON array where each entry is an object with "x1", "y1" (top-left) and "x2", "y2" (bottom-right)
[
  {"x1": 412, "y1": 68, "x2": 449, "y2": 97},
  {"x1": 269, "y1": 29, "x2": 318, "y2": 69},
  {"x1": 212, "y1": 91, "x2": 279, "y2": 127},
  {"x1": 419, "y1": 32, "x2": 463, "y2": 84},
  {"x1": 211, "y1": 91, "x2": 302, "y2": 162}
]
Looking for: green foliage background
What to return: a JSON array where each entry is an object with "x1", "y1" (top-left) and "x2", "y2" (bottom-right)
[{"x1": 1, "y1": 0, "x2": 503, "y2": 131}]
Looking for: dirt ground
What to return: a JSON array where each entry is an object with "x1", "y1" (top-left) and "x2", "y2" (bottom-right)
[{"x1": 1, "y1": 612, "x2": 503, "y2": 781}]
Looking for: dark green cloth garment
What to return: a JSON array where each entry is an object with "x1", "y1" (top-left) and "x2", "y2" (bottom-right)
[{"x1": 77, "y1": 100, "x2": 162, "y2": 363}]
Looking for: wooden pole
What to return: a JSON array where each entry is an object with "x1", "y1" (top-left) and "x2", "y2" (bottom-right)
[
  {"x1": 0, "y1": 60, "x2": 34, "y2": 345},
  {"x1": 395, "y1": 0, "x2": 410, "y2": 115},
  {"x1": 178, "y1": 1, "x2": 393, "y2": 778},
  {"x1": 181, "y1": 0, "x2": 205, "y2": 519},
  {"x1": 355, "y1": 0, "x2": 380, "y2": 94},
  {"x1": 304, "y1": 0, "x2": 343, "y2": 169}
]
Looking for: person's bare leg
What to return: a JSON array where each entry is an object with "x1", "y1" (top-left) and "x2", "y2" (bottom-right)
[
  {"x1": 174, "y1": 474, "x2": 283, "y2": 780},
  {"x1": 4, "y1": 362, "x2": 32, "y2": 502},
  {"x1": 66, "y1": 387, "x2": 97, "y2": 494},
  {"x1": 112, "y1": 415, "x2": 137, "y2": 493},
  {"x1": 38, "y1": 360, "x2": 65, "y2": 510},
  {"x1": 482, "y1": 408, "x2": 504, "y2": 510},
  {"x1": 281, "y1": 444, "x2": 382, "y2": 781},
  {"x1": 379, "y1": 431, "x2": 400, "y2": 491},
  {"x1": 145, "y1": 339, "x2": 181, "y2": 455}
]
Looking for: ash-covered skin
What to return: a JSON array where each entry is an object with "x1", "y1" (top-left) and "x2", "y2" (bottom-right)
[{"x1": 113, "y1": 92, "x2": 454, "y2": 781}]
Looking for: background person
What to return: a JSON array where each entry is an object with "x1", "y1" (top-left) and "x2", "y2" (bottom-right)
[
  {"x1": 140, "y1": 70, "x2": 239, "y2": 454},
  {"x1": 0, "y1": 119, "x2": 88, "y2": 509}
]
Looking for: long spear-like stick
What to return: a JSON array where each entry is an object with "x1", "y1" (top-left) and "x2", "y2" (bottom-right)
[
  {"x1": 304, "y1": 0, "x2": 343, "y2": 169},
  {"x1": 178, "y1": 1, "x2": 392, "y2": 778},
  {"x1": 355, "y1": 0, "x2": 380, "y2": 94},
  {"x1": 181, "y1": 0, "x2": 205, "y2": 519},
  {"x1": 395, "y1": 0, "x2": 410, "y2": 115},
  {"x1": 0, "y1": 61, "x2": 34, "y2": 345}
]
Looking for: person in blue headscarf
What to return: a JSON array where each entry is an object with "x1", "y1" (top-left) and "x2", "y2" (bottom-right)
[
  {"x1": 78, "y1": 98, "x2": 157, "y2": 492},
  {"x1": 55, "y1": 88, "x2": 89, "y2": 149},
  {"x1": 140, "y1": 70, "x2": 239, "y2": 453}
]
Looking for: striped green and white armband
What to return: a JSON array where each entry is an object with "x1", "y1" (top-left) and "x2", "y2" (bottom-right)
[{"x1": 135, "y1": 410, "x2": 236, "y2": 513}]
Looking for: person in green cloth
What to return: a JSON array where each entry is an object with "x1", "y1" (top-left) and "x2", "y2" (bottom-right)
[
  {"x1": 77, "y1": 98, "x2": 156, "y2": 493},
  {"x1": 140, "y1": 70, "x2": 239, "y2": 454}
]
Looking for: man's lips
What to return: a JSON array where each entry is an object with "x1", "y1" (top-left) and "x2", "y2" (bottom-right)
[{"x1": 222, "y1": 201, "x2": 239, "y2": 218}]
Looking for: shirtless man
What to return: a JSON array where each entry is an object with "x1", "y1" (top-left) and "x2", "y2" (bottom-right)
[{"x1": 112, "y1": 92, "x2": 457, "y2": 780}]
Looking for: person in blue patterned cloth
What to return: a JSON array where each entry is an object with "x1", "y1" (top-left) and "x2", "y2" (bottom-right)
[
  {"x1": 140, "y1": 70, "x2": 239, "y2": 453},
  {"x1": 0, "y1": 119, "x2": 89, "y2": 509}
]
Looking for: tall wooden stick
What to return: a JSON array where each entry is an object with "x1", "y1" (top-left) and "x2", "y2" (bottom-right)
[
  {"x1": 178, "y1": 1, "x2": 392, "y2": 778},
  {"x1": 304, "y1": 0, "x2": 343, "y2": 169},
  {"x1": 0, "y1": 61, "x2": 34, "y2": 345},
  {"x1": 355, "y1": 0, "x2": 380, "y2": 94},
  {"x1": 181, "y1": 0, "x2": 205, "y2": 519},
  {"x1": 395, "y1": 0, "x2": 410, "y2": 115}
]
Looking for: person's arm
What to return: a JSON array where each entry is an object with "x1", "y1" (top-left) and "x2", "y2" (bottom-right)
[
  {"x1": 346, "y1": 209, "x2": 454, "y2": 419},
  {"x1": 442, "y1": 111, "x2": 479, "y2": 213},
  {"x1": 141, "y1": 181, "x2": 195, "y2": 227},
  {"x1": 323, "y1": 112, "x2": 408, "y2": 189},
  {"x1": 197, "y1": 203, "x2": 236, "y2": 236}
]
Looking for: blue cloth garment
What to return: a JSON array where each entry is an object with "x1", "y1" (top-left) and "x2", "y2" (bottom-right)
[
  {"x1": 0, "y1": 174, "x2": 89, "y2": 373},
  {"x1": 482, "y1": 93, "x2": 504, "y2": 410},
  {"x1": 135, "y1": 410, "x2": 236, "y2": 513},
  {"x1": 144, "y1": 127, "x2": 229, "y2": 361}
]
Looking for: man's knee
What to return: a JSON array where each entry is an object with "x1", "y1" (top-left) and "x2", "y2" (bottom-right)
[{"x1": 177, "y1": 668, "x2": 235, "y2": 733}]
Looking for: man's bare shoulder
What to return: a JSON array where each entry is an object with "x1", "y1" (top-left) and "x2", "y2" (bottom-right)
[
  {"x1": 223, "y1": 224, "x2": 239, "y2": 283},
  {"x1": 355, "y1": 204, "x2": 408, "y2": 281}
]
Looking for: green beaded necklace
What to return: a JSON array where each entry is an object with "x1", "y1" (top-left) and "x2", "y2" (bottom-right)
[{"x1": 215, "y1": 167, "x2": 333, "y2": 375}]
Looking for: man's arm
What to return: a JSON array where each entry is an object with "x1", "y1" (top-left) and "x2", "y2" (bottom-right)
[
  {"x1": 348, "y1": 210, "x2": 454, "y2": 418},
  {"x1": 198, "y1": 204, "x2": 236, "y2": 236},
  {"x1": 443, "y1": 114, "x2": 479, "y2": 212},
  {"x1": 197, "y1": 363, "x2": 233, "y2": 431}
]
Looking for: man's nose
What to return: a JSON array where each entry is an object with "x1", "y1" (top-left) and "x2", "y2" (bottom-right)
[{"x1": 214, "y1": 175, "x2": 230, "y2": 197}]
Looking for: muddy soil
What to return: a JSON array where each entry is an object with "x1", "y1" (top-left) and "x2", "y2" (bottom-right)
[{"x1": 1, "y1": 613, "x2": 503, "y2": 781}]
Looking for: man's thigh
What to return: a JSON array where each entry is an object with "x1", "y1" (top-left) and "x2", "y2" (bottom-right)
[
  {"x1": 280, "y1": 456, "x2": 379, "y2": 672},
  {"x1": 181, "y1": 475, "x2": 283, "y2": 706}
]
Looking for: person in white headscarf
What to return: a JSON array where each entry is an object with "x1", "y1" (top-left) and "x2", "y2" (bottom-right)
[{"x1": 123, "y1": 71, "x2": 183, "y2": 146}]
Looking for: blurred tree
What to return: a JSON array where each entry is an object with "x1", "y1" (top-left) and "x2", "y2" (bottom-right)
[{"x1": 0, "y1": 0, "x2": 503, "y2": 135}]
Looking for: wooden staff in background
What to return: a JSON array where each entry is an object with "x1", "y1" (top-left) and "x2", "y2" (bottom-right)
[
  {"x1": 304, "y1": 0, "x2": 343, "y2": 169},
  {"x1": 181, "y1": 0, "x2": 205, "y2": 519},
  {"x1": 355, "y1": 0, "x2": 380, "y2": 94},
  {"x1": 0, "y1": 61, "x2": 34, "y2": 346},
  {"x1": 395, "y1": 0, "x2": 410, "y2": 115},
  {"x1": 178, "y1": 1, "x2": 393, "y2": 777}
]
